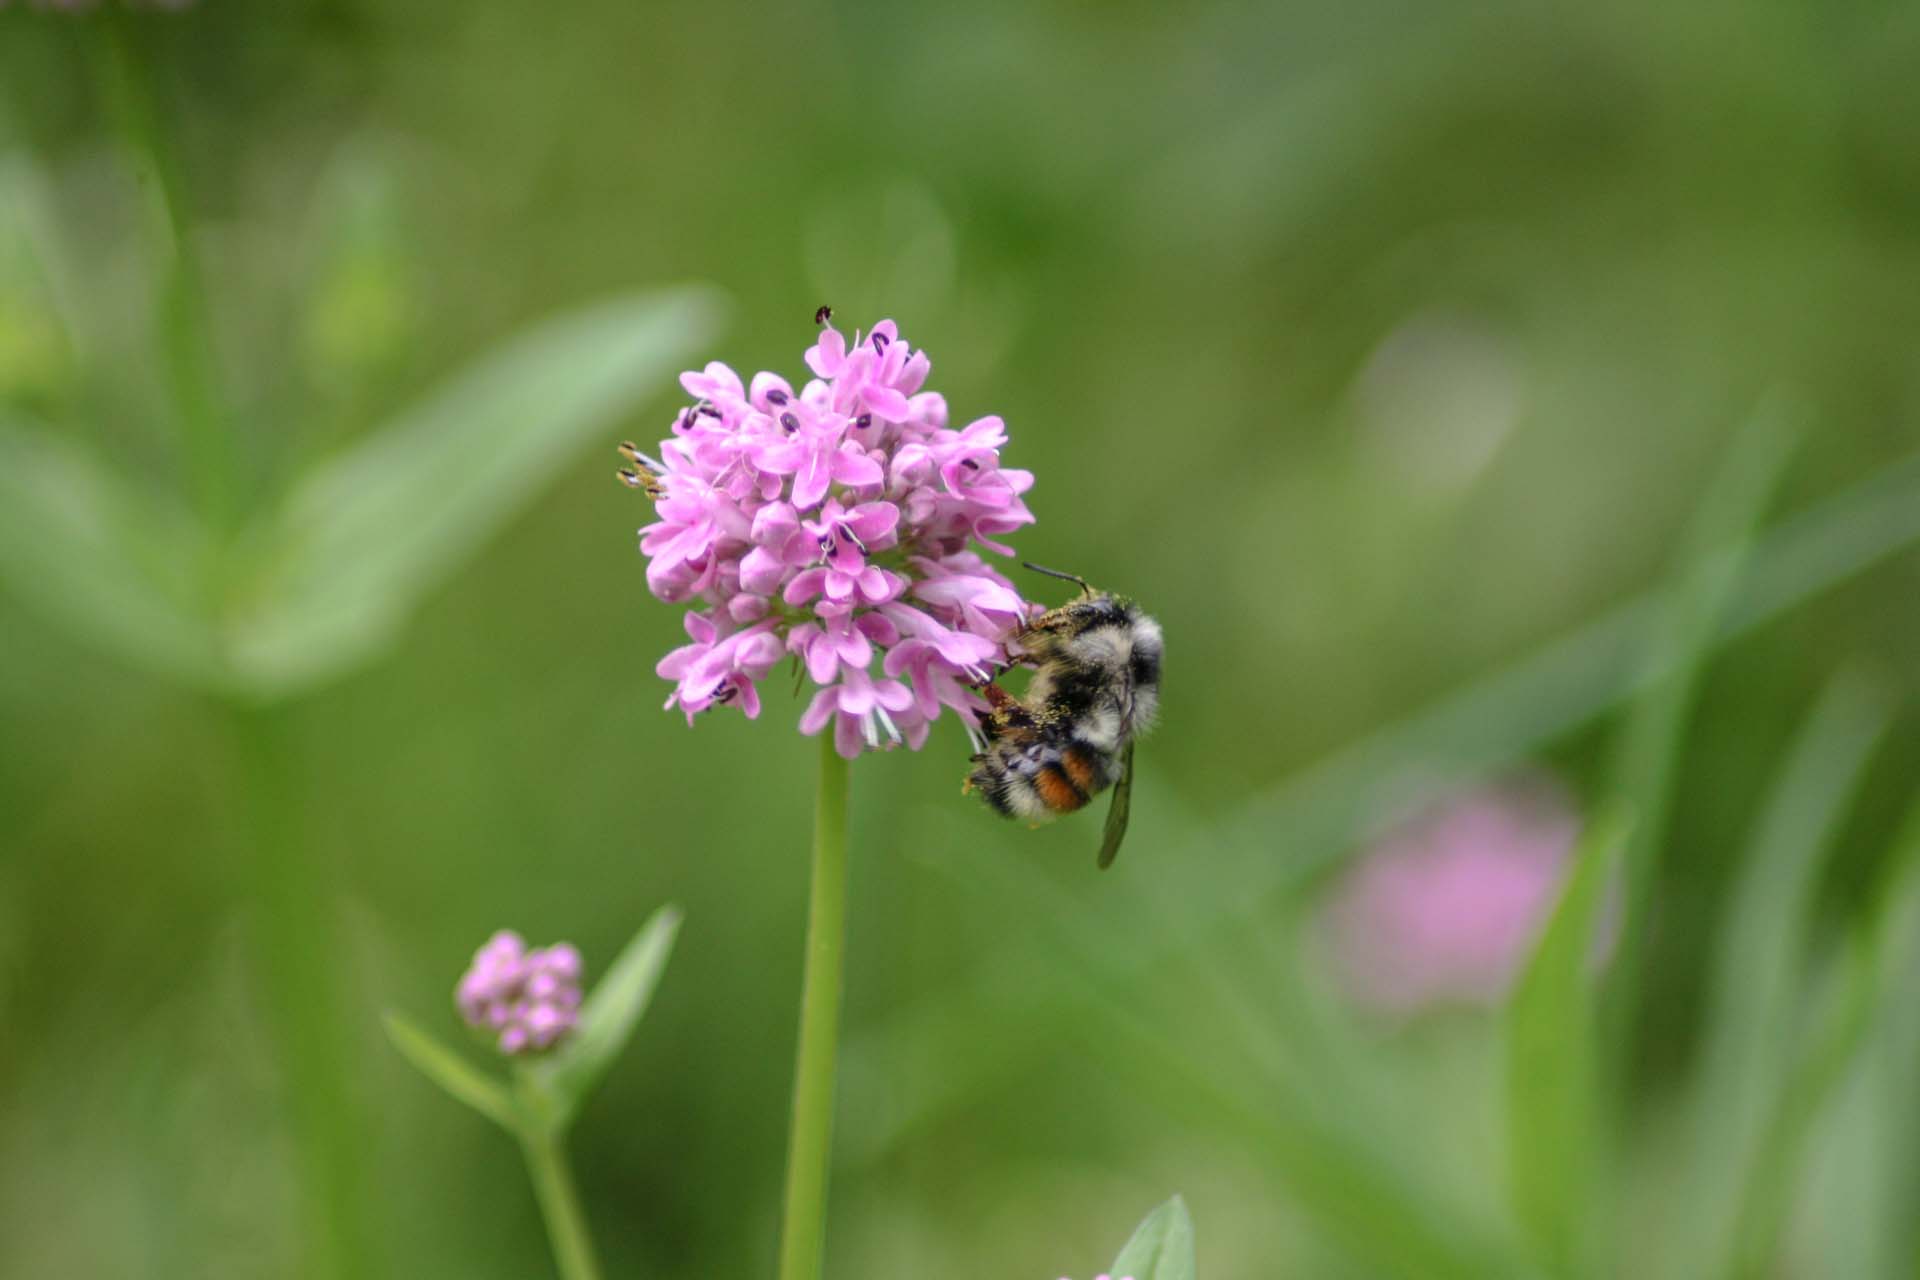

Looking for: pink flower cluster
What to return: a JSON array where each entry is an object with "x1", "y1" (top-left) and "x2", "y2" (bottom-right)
[
  {"x1": 637, "y1": 318, "x2": 1038, "y2": 757},
  {"x1": 1324, "y1": 776, "x2": 1598, "y2": 1014},
  {"x1": 455, "y1": 930, "x2": 583, "y2": 1055}
]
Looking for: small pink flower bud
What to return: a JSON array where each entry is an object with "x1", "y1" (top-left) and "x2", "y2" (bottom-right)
[{"x1": 455, "y1": 931, "x2": 585, "y2": 1056}]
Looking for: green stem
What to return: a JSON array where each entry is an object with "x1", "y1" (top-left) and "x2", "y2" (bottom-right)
[
  {"x1": 518, "y1": 1127, "x2": 605, "y2": 1280},
  {"x1": 230, "y1": 704, "x2": 375, "y2": 1280},
  {"x1": 777, "y1": 736, "x2": 852, "y2": 1280},
  {"x1": 90, "y1": 16, "x2": 234, "y2": 532}
]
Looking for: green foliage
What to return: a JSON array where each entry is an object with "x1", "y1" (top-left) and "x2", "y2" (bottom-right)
[
  {"x1": 0, "y1": 416, "x2": 220, "y2": 686},
  {"x1": 1110, "y1": 1196, "x2": 1197, "y2": 1280},
  {"x1": 383, "y1": 1012, "x2": 515, "y2": 1130},
  {"x1": 1503, "y1": 809, "x2": 1629, "y2": 1273},
  {"x1": 385, "y1": 907, "x2": 682, "y2": 1140},
  {"x1": 7, "y1": 4, "x2": 1920, "y2": 1278},
  {"x1": 226, "y1": 288, "x2": 723, "y2": 696},
  {"x1": 1679, "y1": 677, "x2": 1892, "y2": 1279},
  {"x1": 1607, "y1": 401, "x2": 1799, "y2": 989},
  {"x1": 527, "y1": 905, "x2": 683, "y2": 1134},
  {"x1": 0, "y1": 280, "x2": 721, "y2": 700}
]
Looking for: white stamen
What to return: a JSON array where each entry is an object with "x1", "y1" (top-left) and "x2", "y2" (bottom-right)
[
  {"x1": 875, "y1": 705, "x2": 902, "y2": 744},
  {"x1": 861, "y1": 710, "x2": 879, "y2": 749}
]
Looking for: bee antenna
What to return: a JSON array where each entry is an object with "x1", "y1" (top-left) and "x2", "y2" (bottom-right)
[{"x1": 1021, "y1": 561, "x2": 1092, "y2": 593}]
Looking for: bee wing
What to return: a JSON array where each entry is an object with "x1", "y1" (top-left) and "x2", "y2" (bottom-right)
[{"x1": 1096, "y1": 741, "x2": 1135, "y2": 870}]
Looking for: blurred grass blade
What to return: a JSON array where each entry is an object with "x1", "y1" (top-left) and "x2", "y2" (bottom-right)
[
  {"x1": 225, "y1": 287, "x2": 725, "y2": 698},
  {"x1": 1726, "y1": 926, "x2": 1875, "y2": 1277},
  {"x1": 0, "y1": 417, "x2": 221, "y2": 687},
  {"x1": 1504, "y1": 808, "x2": 1629, "y2": 1273},
  {"x1": 534, "y1": 905, "x2": 683, "y2": 1130},
  {"x1": 1730, "y1": 799, "x2": 1920, "y2": 1278},
  {"x1": 846, "y1": 421, "x2": 1920, "y2": 1166},
  {"x1": 1103, "y1": 1014, "x2": 1516, "y2": 1280},
  {"x1": 1866, "y1": 812, "x2": 1920, "y2": 1275},
  {"x1": 1110, "y1": 1195, "x2": 1197, "y2": 1280},
  {"x1": 849, "y1": 792, "x2": 1519, "y2": 1279},
  {"x1": 383, "y1": 1012, "x2": 514, "y2": 1130},
  {"x1": 1607, "y1": 400, "x2": 1798, "y2": 1019},
  {"x1": 1684, "y1": 674, "x2": 1891, "y2": 1278}
]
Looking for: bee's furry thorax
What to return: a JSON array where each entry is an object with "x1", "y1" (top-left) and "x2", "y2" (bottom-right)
[{"x1": 967, "y1": 591, "x2": 1162, "y2": 825}]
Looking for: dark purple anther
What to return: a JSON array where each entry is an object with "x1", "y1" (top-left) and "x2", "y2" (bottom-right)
[
  {"x1": 853, "y1": 414, "x2": 872, "y2": 430},
  {"x1": 961, "y1": 458, "x2": 980, "y2": 470},
  {"x1": 872, "y1": 332, "x2": 890, "y2": 351},
  {"x1": 766, "y1": 388, "x2": 789, "y2": 406},
  {"x1": 780, "y1": 412, "x2": 800, "y2": 433}
]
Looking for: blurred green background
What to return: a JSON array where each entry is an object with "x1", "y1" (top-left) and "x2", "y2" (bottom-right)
[{"x1": 3, "y1": 2, "x2": 1919, "y2": 1277}]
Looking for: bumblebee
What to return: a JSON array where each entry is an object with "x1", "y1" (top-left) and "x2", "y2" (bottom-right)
[{"x1": 966, "y1": 564, "x2": 1162, "y2": 868}]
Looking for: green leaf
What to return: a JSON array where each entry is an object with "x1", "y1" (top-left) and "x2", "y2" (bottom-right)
[
  {"x1": 295, "y1": 137, "x2": 420, "y2": 392},
  {"x1": 1110, "y1": 1195, "x2": 1197, "y2": 1280},
  {"x1": 1608, "y1": 398, "x2": 1799, "y2": 1013},
  {"x1": 223, "y1": 287, "x2": 725, "y2": 698},
  {"x1": 0, "y1": 417, "x2": 222, "y2": 687},
  {"x1": 1683, "y1": 674, "x2": 1891, "y2": 1279},
  {"x1": 1728, "y1": 798, "x2": 1920, "y2": 1277},
  {"x1": 530, "y1": 905, "x2": 683, "y2": 1131},
  {"x1": 1504, "y1": 808, "x2": 1630, "y2": 1272},
  {"x1": 383, "y1": 1011, "x2": 515, "y2": 1130}
]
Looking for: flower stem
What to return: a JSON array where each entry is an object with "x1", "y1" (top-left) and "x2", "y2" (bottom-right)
[
  {"x1": 90, "y1": 16, "x2": 235, "y2": 532},
  {"x1": 230, "y1": 704, "x2": 375, "y2": 1280},
  {"x1": 518, "y1": 1127, "x2": 605, "y2": 1280},
  {"x1": 777, "y1": 736, "x2": 851, "y2": 1280}
]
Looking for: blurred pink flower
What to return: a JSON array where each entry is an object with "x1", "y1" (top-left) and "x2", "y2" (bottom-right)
[
  {"x1": 1325, "y1": 777, "x2": 1597, "y2": 1013},
  {"x1": 633, "y1": 317, "x2": 1037, "y2": 756},
  {"x1": 455, "y1": 930, "x2": 583, "y2": 1055}
]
